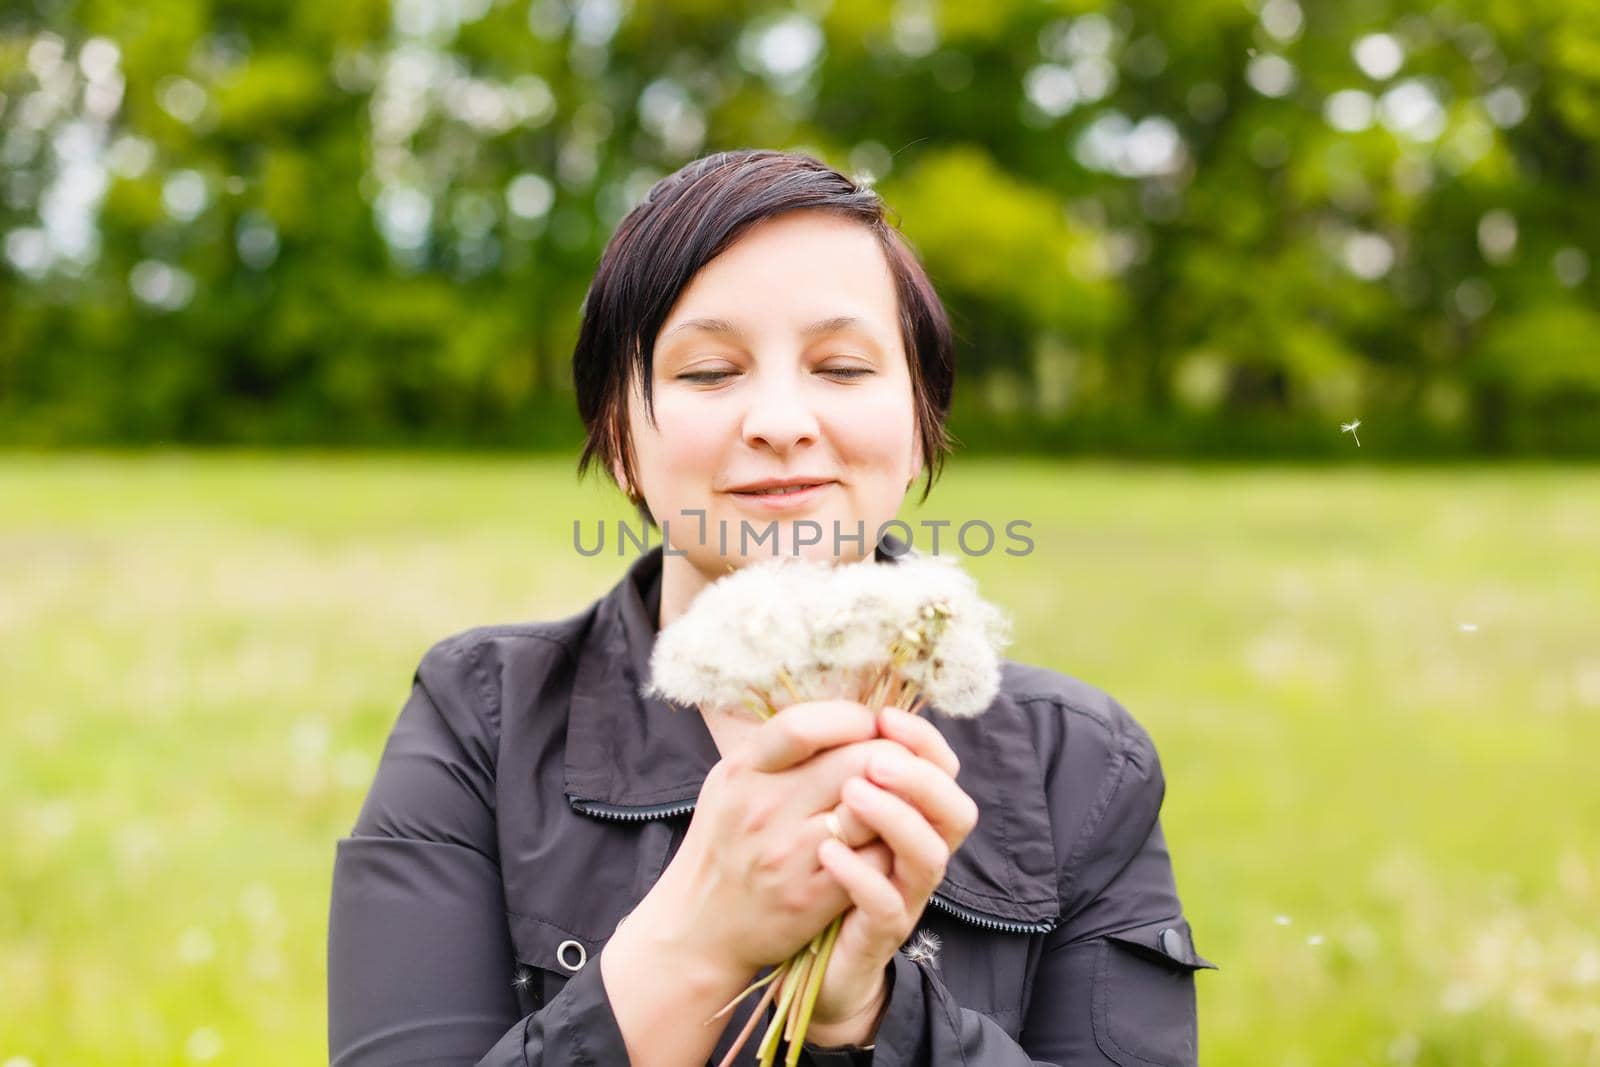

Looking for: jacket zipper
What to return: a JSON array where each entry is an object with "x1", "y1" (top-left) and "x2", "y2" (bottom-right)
[
  {"x1": 567, "y1": 795, "x2": 698, "y2": 821},
  {"x1": 568, "y1": 795, "x2": 1057, "y2": 935},
  {"x1": 923, "y1": 890, "x2": 1056, "y2": 935}
]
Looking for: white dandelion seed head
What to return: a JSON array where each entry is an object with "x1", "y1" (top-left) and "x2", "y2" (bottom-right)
[
  {"x1": 889, "y1": 554, "x2": 1012, "y2": 717},
  {"x1": 811, "y1": 554, "x2": 938, "y2": 671},
  {"x1": 645, "y1": 555, "x2": 834, "y2": 710},
  {"x1": 644, "y1": 550, "x2": 1009, "y2": 719}
]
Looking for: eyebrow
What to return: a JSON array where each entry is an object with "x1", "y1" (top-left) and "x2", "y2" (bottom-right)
[{"x1": 663, "y1": 315, "x2": 871, "y2": 342}]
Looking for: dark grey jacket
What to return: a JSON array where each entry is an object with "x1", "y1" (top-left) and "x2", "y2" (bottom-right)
[{"x1": 328, "y1": 543, "x2": 1215, "y2": 1066}]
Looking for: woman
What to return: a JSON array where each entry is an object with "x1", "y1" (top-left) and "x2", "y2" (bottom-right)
[{"x1": 328, "y1": 149, "x2": 1213, "y2": 1066}]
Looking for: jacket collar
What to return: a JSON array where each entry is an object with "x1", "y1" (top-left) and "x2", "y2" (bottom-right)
[{"x1": 563, "y1": 535, "x2": 1060, "y2": 931}]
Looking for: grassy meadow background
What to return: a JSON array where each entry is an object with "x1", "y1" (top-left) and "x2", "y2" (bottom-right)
[
  {"x1": 2, "y1": 452, "x2": 1597, "y2": 1065},
  {"x1": 8, "y1": 0, "x2": 1600, "y2": 1062}
]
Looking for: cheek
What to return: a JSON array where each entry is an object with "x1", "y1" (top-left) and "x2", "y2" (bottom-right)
[
  {"x1": 641, "y1": 393, "x2": 730, "y2": 477},
  {"x1": 828, "y1": 385, "x2": 918, "y2": 467}
]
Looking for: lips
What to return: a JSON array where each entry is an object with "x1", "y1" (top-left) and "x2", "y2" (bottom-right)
[
  {"x1": 737, "y1": 483, "x2": 826, "y2": 497},
  {"x1": 726, "y1": 481, "x2": 836, "y2": 511},
  {"x1": 726, "y1": 477, "x2": 836, "y2": 494}
]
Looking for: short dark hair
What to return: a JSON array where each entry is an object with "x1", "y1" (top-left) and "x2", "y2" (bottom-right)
[{"x1": 572, "y1": 149, "x2": 956, "y2": 524}]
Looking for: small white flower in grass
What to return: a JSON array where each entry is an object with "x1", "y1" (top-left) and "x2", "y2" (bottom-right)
[
  {"x1": 1307, "y1": 933, "x2": 1325, "y2": 947},
  {"x1": 1274, "y1": 914, "x2": 1293, "y2": 926},
  {"x1": 1459, "y1": 622, "x2": 1479, "y2": 633},
  {"x1": 247, "y1": 947, "x2": 283, "y2": 982},
  {"x1": 1341, "y1": 418, "x2": 1362, "y2": 446},
  {"x1": 177, "y1": 926, "x2": 215, "y2": 966},
  {"x1": 185, "y1": 1027, "x2": 223, "y2": 1062},
  {"x1": 239, "y1": 883, "x2": 279, "y2": 929},
  {"x1": 1388, "y1": 1032, "x2": 1421, "y2": 1063}
]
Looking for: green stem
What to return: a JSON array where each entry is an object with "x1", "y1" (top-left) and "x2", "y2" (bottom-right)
[
  {"x1": 783, "y1": 945, "x2": 817, "y2": 1045},
  {"x1": 708, "y1": 963, "x2": 784, "y2": 1023},
  {"x1": 714, "y1": 962, "x2": 787, "y2": 1067},
  {"x1": 757, "y1": 948, "x2": 806, "y2": 1066},
  {"x1": 786, "y1": 914, "x2": 844, "y2": 1066}
]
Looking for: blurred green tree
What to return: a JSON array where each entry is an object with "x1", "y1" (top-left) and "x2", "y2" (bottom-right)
[{"x1": 1, "y1": 0, "x2": 1596, "y2": 453}]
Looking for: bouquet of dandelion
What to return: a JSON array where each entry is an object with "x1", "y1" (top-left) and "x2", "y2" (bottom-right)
[{"x1": 644, "y1": 550, "x2": 1011, "y2": 1067}]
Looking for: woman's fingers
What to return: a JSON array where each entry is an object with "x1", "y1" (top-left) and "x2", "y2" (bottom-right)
[
  {"x1": 877, "y1": 705, "x2": 961, "y2": 779},
  {"x1": 818, "y1": 736, "x2": 976, "y2": 851},
  {"x1": 854, "y1": 839, "x2": 894, "y2": 876},
  {"x1": 747, "y1": 700, "x2": 877, "y2": 773},
  {"x1": 818, "y1": 836, "x2": 904, "y2": 919},
  {"x1": 840, "y1": 777, "x2": 955, "y2": 901},
  {"x1": 819, "y1": 803, "x2": 875, "y2": 850},
  {"x1": 863, "y1": 748, "x2": 980, "y2": 852}
]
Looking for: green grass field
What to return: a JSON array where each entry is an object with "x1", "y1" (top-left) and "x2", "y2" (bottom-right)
[{"x1": 3, "y1": 453, "x2": 1597, "y2": 1066}]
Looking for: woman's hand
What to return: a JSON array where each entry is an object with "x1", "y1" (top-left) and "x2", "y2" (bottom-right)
[
  {"x1": 803, "y1": 703, "x2": 979, "y2": 1045},
  {"x1": 649, "y1": 699, "x2": 907, "y2": 978}
]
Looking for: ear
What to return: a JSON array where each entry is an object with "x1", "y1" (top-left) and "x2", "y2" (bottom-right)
[
  {"x1": 607, "y1": 412, "x2": 636, "y2": 497},
  {"x1": 610, "y1": 456, "x2": 633, "y2": 498}
]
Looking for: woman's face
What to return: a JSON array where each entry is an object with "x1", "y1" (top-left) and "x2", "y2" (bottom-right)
[{"x1": 619, "y1": 209, "x2": 922, "y2": 575}]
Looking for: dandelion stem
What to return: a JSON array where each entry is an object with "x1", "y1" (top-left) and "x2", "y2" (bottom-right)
[
  {"x1": 783, "y1": 945, "x2": 816, "y2": 1044},
  {"x1": 775, "y1": 668, "x2": 803, "y2": 704},
  {"x1": 742, "y1": 686, "x2": 778, "y2": 721},
  {"x1": 758, "y1": 950, "x2": 807, "y2": 1065},
  {"x1": 715, "y1": 961, "x2": 787, "y2": 1067},
  {"x1": 861, "y1": 671, "x2": 881, "y2": 711},
  {"x1": 786, "y1": 915, "x2": 844, "y2": 1067},
  {"x1": 708, "y1": 964, "x2": 783, "y2": 1023}
]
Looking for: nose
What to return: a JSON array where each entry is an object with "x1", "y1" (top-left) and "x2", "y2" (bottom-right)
[{"x1": 740, "y1": 366, "x2": 820, "y2": 456}]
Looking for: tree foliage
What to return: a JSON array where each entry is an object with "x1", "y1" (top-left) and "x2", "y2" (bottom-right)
[{"x1": 1, "y1": 0, "x2": 1596, "y2": 452}]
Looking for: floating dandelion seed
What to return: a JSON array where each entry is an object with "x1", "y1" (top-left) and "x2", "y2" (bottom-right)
[
  {"x1": 1341, "y1": 418, "x2": 1362, "y2": 446},
  {"x1": 903, "y1": 929, "x2": 943, "y2": 967}
]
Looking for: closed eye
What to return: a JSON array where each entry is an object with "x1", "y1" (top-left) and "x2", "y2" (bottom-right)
[{"x1": 678, "y1": 368, "x2": 872, "y2": 384}]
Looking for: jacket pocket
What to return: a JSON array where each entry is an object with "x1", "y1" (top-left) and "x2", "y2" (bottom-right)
[
  {"x1": 1091, "y1": 916, "x2": 1215, "y2": 1067},
  {"x1": 505, "y1": 910, "x2": 610, "y2": 1017}
]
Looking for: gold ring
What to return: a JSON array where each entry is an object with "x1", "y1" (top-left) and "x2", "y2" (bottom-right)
[{"x1": 824, "y1": 810, "x2": 848, "y2": 846}]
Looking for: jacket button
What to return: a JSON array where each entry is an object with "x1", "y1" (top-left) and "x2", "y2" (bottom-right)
[
  {"x1": 557, "y1": 939, "x2": 588, "y2": 971},
  {"x1": 1159, "y1": 927, "x2": 1187, "y2": 962}
]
